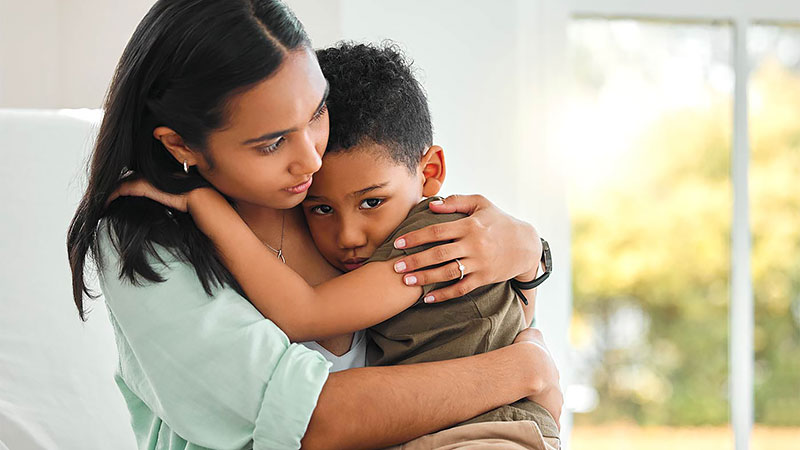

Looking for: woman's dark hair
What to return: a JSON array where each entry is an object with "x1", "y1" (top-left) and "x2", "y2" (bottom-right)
[{"x1": 67, "y1": 0, "x2": 310, "y2": 321}]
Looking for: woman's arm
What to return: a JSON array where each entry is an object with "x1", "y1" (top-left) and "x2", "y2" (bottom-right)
[
  {"x1": 519, "y1": 266, "x2": 541, "y2": 327},
  {"x1": 521, "y1": 287, "x2": 538, "y2": 327},
  {"x1": 390, "y1": 194, "x2": 544, "y2": 302},
  {"x1": 304, "y1": 334, "x2": 560, "y2": 449}
]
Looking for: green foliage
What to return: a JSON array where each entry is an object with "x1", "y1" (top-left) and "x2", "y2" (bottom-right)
[{"x1": 571, "y1": 60, "x2": 800, "y2": 426}]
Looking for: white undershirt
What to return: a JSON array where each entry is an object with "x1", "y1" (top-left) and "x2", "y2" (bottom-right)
[{"x1": 301, "y1": 329, "x2": 367, "y2": 372}]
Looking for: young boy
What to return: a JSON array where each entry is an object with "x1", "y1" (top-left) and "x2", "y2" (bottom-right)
[{"x1": 305, "y1": 42, "x2": 560, "y2": 446}]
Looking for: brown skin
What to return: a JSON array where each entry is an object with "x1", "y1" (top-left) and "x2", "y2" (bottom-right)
[
  {"x1": 301, "y1": 143, "x2": 444, "y2": 274},
  {"x1": 302, "y1": 143, "x2": 537, "y2": 319},
  {"x1": 306, "y1": 336, "x2": 559, "y2": 449},
  {"x1": 154, "y1": 49, "x2": 330, "y2": 213},
  {"x1": 109, "y1": 47, "x2": 560, "y2": 446}
]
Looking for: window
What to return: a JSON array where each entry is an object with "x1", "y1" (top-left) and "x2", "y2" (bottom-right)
[
  {"x1": 567, "y1": 18, "x2": 735, "y2": 447},
  {"x1": 548, "y1": 2, "x2": 800, "y2": 448},
  {"x1": 748, "y1": 23, "x2": 800, "y2": 428}
]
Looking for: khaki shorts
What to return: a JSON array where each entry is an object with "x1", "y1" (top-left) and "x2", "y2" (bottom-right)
[{"x1": 384, "y1": 420, "x2": 561, "y2": 450}]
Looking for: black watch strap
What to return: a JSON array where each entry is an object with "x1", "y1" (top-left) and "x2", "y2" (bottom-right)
[{"x1": 510, "y1": 238, "x2": 552, "y2": 305}]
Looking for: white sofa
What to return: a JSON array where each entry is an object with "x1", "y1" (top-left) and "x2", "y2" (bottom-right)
[{"x1": 0, "y1": 109, "x2": 136, "y2": 449}]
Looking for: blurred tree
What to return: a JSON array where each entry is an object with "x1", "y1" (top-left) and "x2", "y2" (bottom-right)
[{"x1": 571, "y1": 59, "x2": 800, "y2": 426}]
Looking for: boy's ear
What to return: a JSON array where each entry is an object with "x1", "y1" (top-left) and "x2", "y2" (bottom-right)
[
  {"x1": 420, "y1": 145, "x2": 446, "y2": 197},
  {"x1": 153, "y1": 126, "x2": 207, "y2": 171}
]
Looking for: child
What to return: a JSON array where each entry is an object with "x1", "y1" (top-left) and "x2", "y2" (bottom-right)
[{"x1": 305, "y1": 42, "x2": 560, "y2": 445}]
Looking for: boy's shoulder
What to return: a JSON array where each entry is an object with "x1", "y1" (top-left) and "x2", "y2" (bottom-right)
[{"x1": 367, "y1": 197, "x2": 467, "y2": 263}]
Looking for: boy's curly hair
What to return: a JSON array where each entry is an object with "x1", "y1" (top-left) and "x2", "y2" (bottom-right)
[{"x1": 316, "y1": 41, "x2": 433, "y2": 172}]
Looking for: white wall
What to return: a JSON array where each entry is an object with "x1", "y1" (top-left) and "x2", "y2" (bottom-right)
[
  {"x1": 0, "y1": 0, "x2": 154, "y2": 108},
  {"x1": 0, "y1": 0, "x2": 60, "y2": 108}
]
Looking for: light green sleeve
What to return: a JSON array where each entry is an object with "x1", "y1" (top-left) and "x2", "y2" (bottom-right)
[{"x1": 97, "y1": 222, "x2": 331, "y2": 450}]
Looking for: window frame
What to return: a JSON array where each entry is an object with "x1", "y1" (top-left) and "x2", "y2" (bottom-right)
[{"x1": 535, "y1": 1, "x2": 800, "y2": 448}]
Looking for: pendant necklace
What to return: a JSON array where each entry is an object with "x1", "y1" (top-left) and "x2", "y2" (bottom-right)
[{"x1": 262, "y1": 210, "x2": 287, "y2": 264}]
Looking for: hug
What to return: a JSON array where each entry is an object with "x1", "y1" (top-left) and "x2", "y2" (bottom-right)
[{"x1": 67, "y1": 1, "x2": 562, "y2": 448}]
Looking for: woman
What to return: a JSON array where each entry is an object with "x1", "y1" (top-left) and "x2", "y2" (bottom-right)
[{"x1": 67, "y1": 1, "x2": 561, "y2": 448}]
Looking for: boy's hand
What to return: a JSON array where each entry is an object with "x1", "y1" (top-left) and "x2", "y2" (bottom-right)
[
  {"x1": 105, "y1": 176, "x2": 222, "y2": 216},
  {"x1": 106, "y1": 176, "x2": 190, "y2": 212},
  {"x1": 390, "y1": 194, "x2": 542, "y2": 302}
]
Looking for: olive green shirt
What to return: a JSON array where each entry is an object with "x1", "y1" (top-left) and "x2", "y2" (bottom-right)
[{"x1": 365, "y1": 198, "x2": 559, "y2": 438}]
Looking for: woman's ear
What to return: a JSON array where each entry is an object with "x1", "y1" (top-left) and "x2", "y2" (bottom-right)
[
  {"x1": 420, "y1": 145, "x2": 447, "y2": 197},
  {"x1": 153, "y1": 126, "x2": 204, "y2": 171}
]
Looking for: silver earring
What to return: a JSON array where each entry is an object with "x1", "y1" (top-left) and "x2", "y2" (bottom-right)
[{"x1": 183, "y1": 160, "x2": 189, "y2": 174}]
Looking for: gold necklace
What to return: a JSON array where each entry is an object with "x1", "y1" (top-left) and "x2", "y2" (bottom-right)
[{"x1": 262, "y1": 210, "x2": 286, "y2": 264}]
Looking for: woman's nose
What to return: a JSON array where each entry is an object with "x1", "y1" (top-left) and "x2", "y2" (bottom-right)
[{"x1": 289, "y1": 130, "x2": 322, "y2": 175}]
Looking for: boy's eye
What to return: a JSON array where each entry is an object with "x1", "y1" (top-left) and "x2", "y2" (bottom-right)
[
  {"x1": 360, "y1": 198, "x2": 383, "y2": 209},
  {"x1": 309, "y1": 204, "x2": 333, "y2": 215}
]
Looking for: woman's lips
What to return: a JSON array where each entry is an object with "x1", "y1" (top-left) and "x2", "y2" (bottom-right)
[
  {"x1": 284, "y1": 177, "x2": 313, "y2": 194},
  {"x1": 342, "y1": 258, "x2": 368, "y2": 271}
]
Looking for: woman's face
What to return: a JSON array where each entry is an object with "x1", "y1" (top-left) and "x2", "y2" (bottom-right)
[{"x1": 196, "y1": 47, "x2": 330, "y2": 210}]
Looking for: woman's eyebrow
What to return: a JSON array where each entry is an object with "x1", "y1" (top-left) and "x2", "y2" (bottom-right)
[{"x1": 240, "y1": 82, "x2": 330, "y2": 145}]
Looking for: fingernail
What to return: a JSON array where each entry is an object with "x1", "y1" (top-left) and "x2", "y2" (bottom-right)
[
  {"x1": 394, "y1": 238, "x2": 406, "y2": 249},
  {"x1": 430, "y1": 200, "x2": 444, "y2": 205},
  {"x1": 404, "y1": 275, "x2": 417, "y2": 286},
  {"x1": 423, "y1": 295, "x2": 435, "y2": 303},
  {"x1": 394, "y1": 261, "x2": 407, "y2": 272}
]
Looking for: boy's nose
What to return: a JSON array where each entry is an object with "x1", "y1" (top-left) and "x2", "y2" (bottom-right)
[{"x1": 337, "y1": 220, "x2": 368, "y2": 250}]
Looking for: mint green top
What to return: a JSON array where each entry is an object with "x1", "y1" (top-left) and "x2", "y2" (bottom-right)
[{"x1": 96, "y1": 222, "x2": 332, "y2": 449}]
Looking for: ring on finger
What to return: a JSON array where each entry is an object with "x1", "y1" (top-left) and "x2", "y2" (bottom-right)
[{"x1": 454, "y1": 258, "x2": 466, "y2": 281}]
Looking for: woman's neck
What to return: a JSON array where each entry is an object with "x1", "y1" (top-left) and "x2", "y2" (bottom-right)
[
  {"x1": 232, "y1": 200, "x2": 351, "y2": 352},
  {"x1": 232, "y1": 201, "x2": 291, "y2": 248}
]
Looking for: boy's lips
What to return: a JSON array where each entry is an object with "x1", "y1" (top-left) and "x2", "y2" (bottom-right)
[
  {"x1": 342, "y1": 257, "x2": 368, "y2": 271},
  {"x1": 284, "y1": 177, "x2": 313, "y2": 194}
]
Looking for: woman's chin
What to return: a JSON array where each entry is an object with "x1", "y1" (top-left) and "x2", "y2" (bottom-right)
[
  {"x1": 235, "y1": 193, "x2": 307, "y2": 211},
  {"x1": 272, "y1": 191, "x2": 308, "y2": 210}
]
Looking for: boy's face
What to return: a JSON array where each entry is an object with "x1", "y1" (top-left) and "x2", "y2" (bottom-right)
[{"x1": 302, "y1": 143, "x2": 425, "y2": 272}]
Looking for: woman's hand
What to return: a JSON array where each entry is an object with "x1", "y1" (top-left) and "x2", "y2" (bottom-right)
[
  {"x1": 514, "y1": 328, "x2": 563, "y2": 429},
  {"x1": 106, "y1": 177, "x2": 191, "y2": 212},
  {"x1": 392, "y1": 194, "x2": 543, "y2": 302}
]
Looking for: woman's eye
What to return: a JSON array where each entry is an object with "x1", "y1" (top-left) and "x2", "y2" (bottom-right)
[
  {"x1": 257, "y1": 136, "x2": 285, "y2": 154},
  {"x1": 310, "y1": 103, "x2": 328, "y2": 123},
  {"x1": 360, "y1": 198, "x2": 383, "y2": 209},
  {"x1": 310, "y1": 205, "x2": 333, "y2": 215}
]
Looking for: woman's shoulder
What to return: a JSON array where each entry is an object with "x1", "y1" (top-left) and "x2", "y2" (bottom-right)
[
  {"x1": 96, "y1": 218, "x2": 224, "y2": 305},
  {"x1": 96, "y1": 217, "x2": 289, "y2": 342},
  {"x1": 95, "y1": 218, "x2": 183, "y2": 288},
  {"x1": 97, "y1": 217, "x2": 181, "y2": 264}
]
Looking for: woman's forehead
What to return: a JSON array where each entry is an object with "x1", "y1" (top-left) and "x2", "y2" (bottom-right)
[{"x1": 224, "y1": 48, "x2": 326, "y2": 138}]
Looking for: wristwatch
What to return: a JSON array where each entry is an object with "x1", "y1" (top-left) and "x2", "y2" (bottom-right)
[{"x1": 510, "y1": 238, "x2": 552, "y2": 305}]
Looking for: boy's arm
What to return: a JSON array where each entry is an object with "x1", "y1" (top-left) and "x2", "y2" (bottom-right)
[{"x1": 189, "y1": 188, "x2": 422, "y2": 342}]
